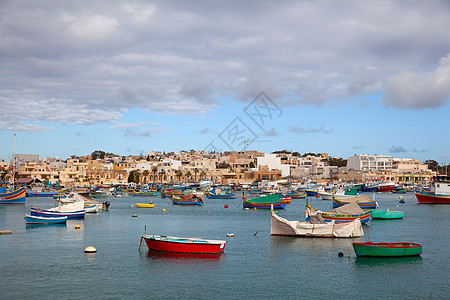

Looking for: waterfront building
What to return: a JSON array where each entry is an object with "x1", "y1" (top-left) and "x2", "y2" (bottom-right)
[{"x1": 347, "y1": 154, "x2": 393, "y2": 171}]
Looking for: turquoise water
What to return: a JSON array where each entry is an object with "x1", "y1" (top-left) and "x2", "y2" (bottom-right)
[{"x1": 1, "y1": 193, "x2": 449, "y2": 299}]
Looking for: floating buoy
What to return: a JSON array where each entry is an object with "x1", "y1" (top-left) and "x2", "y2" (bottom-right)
[
  {"x1": 113, "y1": 198, "x2": 115, "y2": 200},
  {"x1": 224, "y1": 204, "x2": 228, "y2": 208},
  {"x1": 274, "y1": 211, "x2": 278, "y2": 214},
  {"x1": 75, "y1": 225, "x2": 81, "y2": 229},
  {"x1": 226, "y1": 233, "x2": 234, "y2": 237},
  {"x1": 338, "y1": 252, "x2": 344, "y2": 257},
  {"x1": 245, "y1": 208, "x2": 249, "y2": 210},
  {"x1": 84, "y1": 246, "x2": 97, "y2": 253},
  {"x1": 162, "y1": 209, "x2": 166, "y2": 212},
  {"x1": 132, "y1": 214, "x2": 138, "y2": 217},
  {"x1": 0, "y1": 230, "x2": 12, "y2": 235},
  {"x1": 254, "y1": 207, "x2": 257, "y2": 210}
]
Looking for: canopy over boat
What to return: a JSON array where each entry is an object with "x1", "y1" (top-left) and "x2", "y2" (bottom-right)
[{"x1": 271, "y1": 206, "x2": 364, "y2": 237}]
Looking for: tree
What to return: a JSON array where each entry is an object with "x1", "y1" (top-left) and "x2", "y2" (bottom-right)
[
  {"x1": 142, "y1": 170, "x2": 149, "y2": 184},
  {"x1": 151, "y1": 166, "x2": 158, "y2": 183},
  {"x1": 193, "y1": 168, "x2": 199, "y2": 182},
  {"x1": 322, "y1": 157, "x2": 347, "y2": 167},
  {"x1": 200, "y1": 171, "x2": 206, "y2": 180},
  {"x1": 91, "y1": 150, "x2": 106, "y2": 160},
  {"x1": 176, "y1": 170, "x2": 183, "y2": 183},
  {"x1": 128, "y1": 170, "x2": 140, "y2": 184},
  {"x1": 425, "y1": 160, "x2": 439, "y2": 172},
  {"x1": 185, "y1": 170, "x2": 192, "y2": 181},
  {"x1": 159, "y1": 170, "x2": 165, "y2": 183}
]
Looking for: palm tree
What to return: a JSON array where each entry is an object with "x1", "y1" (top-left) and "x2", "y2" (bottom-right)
[
  {"x1": 159, "y1": 170, "x2": 165, "y2": 184},
  {"x1": 200, "y1": 171, "x2": 206, "y2": 180},
  {"x1": 185, "y1": 170, "x2": 192, "y2": 181},
  {"x1": 176, "y1": 170, "x2": 183, "y2": 183},
  {"x1": 143, "y1": 170, "x2": 149, "y2": 184},
  {"x1": 193, "y1": 168, "x2": 199, "y2": 182},
  {"x1": 151, "y1": 166, "x2": 158, "y2": 183}
]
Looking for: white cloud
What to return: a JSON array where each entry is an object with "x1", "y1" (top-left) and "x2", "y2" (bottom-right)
[{"x1": 383, "y1": 54, "x2": 450, "y2": 109}]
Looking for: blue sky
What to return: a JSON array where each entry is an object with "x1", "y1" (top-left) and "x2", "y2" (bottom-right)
[{"x1": 1, "y1": 1, "x2": 449, "y2": 164}]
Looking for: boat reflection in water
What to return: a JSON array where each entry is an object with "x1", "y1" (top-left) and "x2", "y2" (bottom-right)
[
  {"x1": 353, "y1": 256, "x2": 423, "y2": 266},
  {"x1": 146, "y1": 250, "x2": 225, "y2": 262}
]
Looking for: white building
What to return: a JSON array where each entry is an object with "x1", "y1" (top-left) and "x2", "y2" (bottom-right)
[
  {"x1": 347, "y1": 154, "x2": 393, "y2": 171},
  {"x1": 257, "y1": 153, "x2": 292, "y2": 178}
]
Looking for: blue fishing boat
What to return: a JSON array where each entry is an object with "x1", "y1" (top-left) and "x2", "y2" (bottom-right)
[
  {"x1": 307, "y1": 202, "x2": 371, "y2": 224},
  {"x1": 0, "y1": 183, "x2": 26, "y2": 204},
  {"x1": 206, "y1": 188, "x2": 236, "y2": 199},
  {"x1": 25, "y1": 214, "x2": 68, "y2": 224},
  {"x1": 286, "y1": 191, "x2": 307, "y2": 199},
  {"x1": 30, "y1": 207, "x2": 85, "y2": 219}
]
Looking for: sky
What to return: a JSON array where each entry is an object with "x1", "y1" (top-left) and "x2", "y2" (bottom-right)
[{"x1": 0, "y1": 0, "x2": 449, "y2": 164}]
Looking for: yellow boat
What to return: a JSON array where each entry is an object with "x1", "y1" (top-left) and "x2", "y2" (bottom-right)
[{"x1": 135, "y1": 203, "x2": 155, "y2": 208}]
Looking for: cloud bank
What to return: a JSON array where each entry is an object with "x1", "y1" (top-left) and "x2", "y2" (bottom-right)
[{"x1": 1, "y1": 0, "x2": 449, "y2": 131}]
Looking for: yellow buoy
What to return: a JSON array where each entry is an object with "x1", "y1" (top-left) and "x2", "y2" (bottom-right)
[
  {"x1": 254, "y1": 207, "x2": 257, "y2": 210},
  {"x1": 84, "y1": 246, "x2": 97, "y2": 253},
  {"x1": 132, "y1": 214, "x2": 138, "y2": 217},
  {"x1": 163, "y1": 209, "x2": 166, "y2": 212},
  {"x1": 75, "y1": 225, "x2": 81, "y2": 229}
]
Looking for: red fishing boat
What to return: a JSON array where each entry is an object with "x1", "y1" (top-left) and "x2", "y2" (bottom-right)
[
  {"x1": 376, "y1": 182, "x2": 395, "y2": 192},
  {"x1": 140, "y1": 235, "x2": 226, "y2": 254}
]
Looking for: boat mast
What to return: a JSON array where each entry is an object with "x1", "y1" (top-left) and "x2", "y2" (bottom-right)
[{"x1": 12, "y1": 133, "x2": 16, "y2": 188}]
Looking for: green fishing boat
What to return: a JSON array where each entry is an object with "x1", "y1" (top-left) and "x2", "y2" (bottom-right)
[
  {"x1": 370, "y1": 209, "x2": 404, "y2": 220},
  {"x1": 353, "y1": 242, "x2": 422, "y2": 257}
]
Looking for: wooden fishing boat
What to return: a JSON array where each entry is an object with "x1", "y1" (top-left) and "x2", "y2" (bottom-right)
[
  {"x1": 172, "y1": 194, "x2": 203, "y2": 205},
  {"x1": 132, "y1": 190, "x2": 157, "y2": 196},
  {"x1": 0, "y1": 184, "x2": 26, "y2": 204},
  {"x1": 206, "y1": 188, "x2": 236, "y2": 199},
  {"x1": 332, "y1": 195, "x2": 377, "y2": 209},
  {"x1": 320, "y1": 187, "x2": 360, "y2": 201},
  {"x1": 140, "y1": 235, "x2": 226, "y2": 254},
  {"x1": 30, "y1": 207, "x2": 85, "y2": 218},
  {"x1": 392, "y1": 186, "x2": 406, "y2": 194},
  {"x1": 352, "y1": 242, "x2": 422, "y2": 257},
  {"x1": 135, "y1": 203, "x2": 155, "y2": 208},
  {"x1": 415, "y1": 175, "x2": 450, "y2": 204},
  {"x1": 371, "y1": 209, "x2": 404, "y2": 220},
  {"x1": 271, "y1": 206, "x2": 364, "y2": 237},
  {"x1": 285, "y1": 191, "x2": 307, "y2": 199},
  {"x1": 160, "y1": 189, "x2": 185, "y2": 198},
  {"x1": 243, "y1": 194, "x2": 286, "y2": 209},
  {"x1": 25, "y1": 214, "x2": 68, "y2": 224},
  {"x1": 307, "y1": 202, "x2": 371, "y2": 224},
  {"x1": 376, "y1": 182, "x2": 396, "y2": 192},
  {"x1": 26, "y1": 191, "x2": 59, "y2": 198}
]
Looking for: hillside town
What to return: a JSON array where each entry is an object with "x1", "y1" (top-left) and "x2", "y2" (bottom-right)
[{"x1": 0, "y1": 150, "x2": 440, "y2": 189}]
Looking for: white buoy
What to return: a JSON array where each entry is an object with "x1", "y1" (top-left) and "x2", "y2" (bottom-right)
[
  {"x1": 245, "y1": 208, "x2": 249, "y2": 210},
  {"x1": 226, "y1": 233, "x2": 234, "y2": 237},
  {"x1": 84, "y1": 246, "x2": 97, "y2": 253}
]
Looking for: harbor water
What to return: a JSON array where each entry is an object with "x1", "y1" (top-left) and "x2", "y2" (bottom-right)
[{"x1": 1, "y1": 192, "x2": 449, "y2": 299}]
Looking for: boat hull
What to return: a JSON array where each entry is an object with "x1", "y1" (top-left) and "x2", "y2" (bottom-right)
[
  {"x1": 135, "y1": 203, "x2": 155, "y2": 208},
  {"x1": 415, "y1": 191, "x2": 450, "y2": 204},
  {"x1": 30, "y1": 207, "x2": 85, "y2": 219},
  {"x1": 321, "y1": 211, "x2": 371, "y2": 224},
  {"x1": 143, "y1": 235, "x2": 226, "y2": 254},
  {"x1": 25, "y1": 214, "x2": 67, "y2": 224},
  {"x1": 172, "y1": 200, "x2": 203, "y2": 205},
  {"x1": 353, "y1": 242, "x2": 422, "y2": 257},
  {"x1": 0, "y1": 187, "x2": 26, "y2": 204},
  {"x1": 371, "y1": 209, "x2": 404, "y2": 219},
  {"x1": 377, "y1": 184, "x2": 395, "y2": 192},
  {"x1": 332, "y1": 197, "x2": 377, "y2": 209}
]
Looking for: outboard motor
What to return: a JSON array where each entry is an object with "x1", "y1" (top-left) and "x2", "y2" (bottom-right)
[{"x1": 103, "y1": 201, "x2": 111, "y2": 211}]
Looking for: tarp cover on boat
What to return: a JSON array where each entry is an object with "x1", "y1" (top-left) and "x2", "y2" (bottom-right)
[
  {"x1": 336, "y1": 195, "x2": 372, "y2": 203},
  {"x1": 329, "y1": 202, "x2": 365, "y2": 214},
  {"x1": 270, "y1": 209, "x2": 364, "y2": 237}
]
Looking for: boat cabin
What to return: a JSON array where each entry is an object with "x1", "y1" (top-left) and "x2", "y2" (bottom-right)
[{"x1": 430, "y1": 175, "x2": 450, "y2": 195}]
